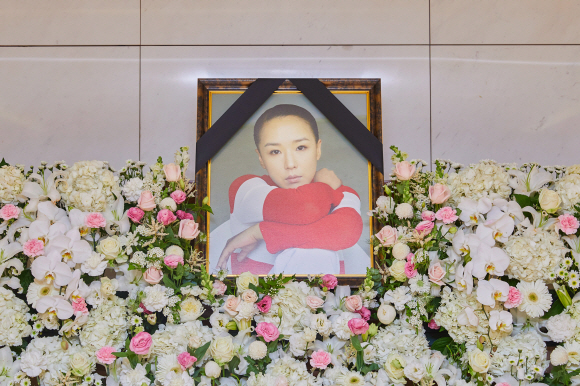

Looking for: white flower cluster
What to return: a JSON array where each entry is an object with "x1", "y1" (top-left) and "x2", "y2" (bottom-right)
[
  {"x1": 0, "y1": 287, "x2": 32, "y2": 346},
  {"x1": 0, "y1": 165, "x2": 25, "y2": 203},
  {"x1": 79, "y1": 296, "x2": 130, "y2": 354},
  {"x1": 447, "y1": 160, "x2": 511, "y2": 203}
]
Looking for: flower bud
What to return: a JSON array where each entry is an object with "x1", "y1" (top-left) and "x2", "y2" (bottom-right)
[
  {"x1": 226, "y1": 321, "x2": 238, "y2": 330},
  {"x1": 449, "y1": 227, "x2": 458, "y2": 234},
  {"x1": 61, "y1": 340, "x2": 69, "y2": 350},
  {"x1": 555, "y1": 284, "x2": 572, "y2": 308},
  {"x1": 202, "y1": 196, "x2": 209, "y2": 206},
  {"x1": 383, "y1": 185, "x2": 392, "y2": 195},
  {"x1": 368, "y1": 323, "x2": 378, "y2": 337},
  {"x1": 147, "y1": 314, "x2": 157, "y2": 325}
]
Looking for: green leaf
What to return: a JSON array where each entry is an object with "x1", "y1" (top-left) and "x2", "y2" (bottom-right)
[
  {"x1": 193, "y1": 341, "x2": 211, "y2": 360},
  {"x1": 112, "y1": 352, "x2": 129, "y2": 357},
  {"x1": 18, "y1": 269, "x2": 34, "y2": 295},
  {"x1": 162, "y1": 275, "x2": 178, "y2": 291},
  {"x1": 514, "y1": 194, "x2": 533, "y2": 208},
  {"x1": 350, "y1": 335, "x2": 363, "y2": 352},
  {"x1": 228, "y1": 356, "x2": 241, "y2": 373},
  {"x1": 356, "y1": 351, "x2": 364, "y2": 372},
  {"x1": 431, "y1": 337, "x2": 453, "y2": 353},
  {"x1": 267, "y1": 341, "x2": 278, "y2": 353},
  {"x1": 248, "y1": 283, "x2": 261, "y2": 295},
  {"x1": 542, "y1": 292, "x2": 564, "y2": 319},
  {"x1": 0, "y1": 158, "x2": 8, "y2": 167}
]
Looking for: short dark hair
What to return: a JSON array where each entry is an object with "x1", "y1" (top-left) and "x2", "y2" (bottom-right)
[{"x1": 253, "y1": 104, "x2": 319, "y2": 148}]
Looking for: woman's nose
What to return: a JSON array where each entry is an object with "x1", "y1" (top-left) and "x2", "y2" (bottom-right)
[{"x1": 284, "y1": 153, "x2": 297, "y2": 169}]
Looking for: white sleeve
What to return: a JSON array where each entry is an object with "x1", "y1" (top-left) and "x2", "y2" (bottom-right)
[
  {"x1": 230, "y1": 177, "x2": 277, "y2": 234},
  {"x1": 331, "y1": 192, "x2": 361, "y2": 215}
]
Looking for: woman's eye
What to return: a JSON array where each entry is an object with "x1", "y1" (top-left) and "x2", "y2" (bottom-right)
[
  {"x1": 269, "y1": 149, "x2": 280, "y2": 155},
  {"x1": 297, "y1": 145, "x2": 307, "y2": 151}
]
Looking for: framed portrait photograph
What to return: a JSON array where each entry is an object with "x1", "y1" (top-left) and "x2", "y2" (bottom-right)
[{"x1": 195, "y1": 79, "x2": 383, "y2": 281}]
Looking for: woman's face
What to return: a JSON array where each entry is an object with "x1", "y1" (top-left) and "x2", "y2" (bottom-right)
[{"x1": 256, "y1": 115, "x2": 321, "y2": 189}]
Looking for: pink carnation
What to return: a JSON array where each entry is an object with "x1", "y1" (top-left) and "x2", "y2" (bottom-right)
[
  {"x1": 428, "y1": 319, "x2": 439, "y2": 329},
  {"x1": 415, "y1": 220, "x2": 434, "y2": 237},
  {"x1": 23, "y1": 239, "x2": 44, "y2": 257},
  {"x1": 405, "y1": 260, "x2": 417, "y2": 278},
  {"x1": 357, "y1": 306, "x2": 371, "y2": 321},
  {"x1": 157, "y1": 209, "x2": 177, "y2": 226},
  {"x1": 435, "y1": 207, "x2": 458, "y2": 224},
  {"x1": 421, "y1": 210, "x2": 436, "y2": 222},
  {"x1": 556, "y1": 214, "x2": 579, "y2": 235},
  {"x1": 96, "y1": 346, "x2": 117, "y2": 365},
  {"x1": 212, "y1": 280, "x2": 227, "y2": 296},
  {"x1": 348, "y1": 318, "x2": 369, "y2": 335},
  {"x1": 256, "y1": 295, "x2": 272, "y2": 313},
  {"x1": 177, "y1": 352, "x2": 197, "y2": 370},
  {"x1": 0, "y1": 204, "x2": 20, "y2": 220},
  {"x1": 127, "y1": 207, "x2": 145, "y2": 223},
  {"x1": 130, "y1": 331, "x2": 152, "y2": 355},
  {"x1": 321, "y1": 274, "x2": 338, "y2": 290},
  {"x1": 170, "y1": 190, "x2": 187, "y2": 205},
  {"x1": 255, "y1": 322, "x2": 280, "y2": 342},
  {"x1": 310, "y1": 350, "x2": 332, "y2": 369},
  {"x1": 85, "y1": 212, "x2": 106, "y2": 228},
  {"x1": 72, "y1": 297, "x2": 88, "y2": 315},
  {"x1": 176, "y1": 210, "x2": 194, "y2": 220},
  {"x1": 503, "y1": 287, "x2": 522, "y2": 309},
  {"x1": 164, "y1": 254, "x2": 184, "y2": 268}
]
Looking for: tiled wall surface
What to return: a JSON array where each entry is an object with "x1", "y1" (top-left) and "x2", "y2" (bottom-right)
[{"x1": 1, "y1": 0, "x2": 579, "y2": 170}]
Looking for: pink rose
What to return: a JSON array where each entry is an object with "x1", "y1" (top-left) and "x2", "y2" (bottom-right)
[
  {"x1": 143, "y1": 267, "x2": 163, "y2": 285},
  {"x1": 130, "y1": 331, "x2": 152, "y2": 355},
  {"x1": 157, "y1": 209, "x2": 177, "y2": 226},
  {"x1": 176, "y1": 210, "x2": 194, "y2": 220},
  {"x1": 435, "y1": 207, "x2": 458, "y2": 224},
  {"x1": 394, "y1": 161, "x2": 416, "y2": 181},
  {"x1": 212, "y1": 280, "x2": 227, "y2": 296},
  {"x1": 375, "y1": 226, "x2": 397, "y2": 247},
  {"x1": 415, "y1": 220, "x2": 434, "y2": 237},
  {"x1": 421, "y1": 211, "x2": 436, "y2": 222},
  {"x1": 138, "y1": 191, "x2": 156, "y2": 211},
  {"x1": 504, "y1": 287, "x2": 522, "y2": 309},
  {"x1": 163, "y1": 163, "x2": 181, "y2": 182},
  {"x1": 0, "y1": 204, "x2": 20, "y2": 220},
  {"x1": 428, "y1": 262, "x2": 446, "y2": 285},
  {"x1": 556, "y1": 214, "x2": 579, "y2": 235},
  {"x1": 85, "y1": 212, "x2": 106, "y2": 228},
  {"x1": 127, "y1": 207, "x2": 145, "y2": 223},
  {"x1": 310, "y1": 350, "x2": 332, "y2": 369},
  {"x1": 256, "y1": 322, "x2": 280, "y2": 342},
  {"x1": 224, "y1": 295, "x2": 241, "y2": 316},
  {"x1": 428, "y1": 319, "x2": 439, "y2": 329},
  {"x1": 405, "y1": 260, "x2": 417, "y2": 278},
  {"x1": 96, "y1": 346, "x2": 116, "y2": 365},
  {"x1": 256, "y1": 295, "x2": 272, "y2": 313},
  {"x1": 429, "y1": 184, "x2": 451, "y2": 204},
  {"x1": 178, "y1": 219, "x2": 200, "y2": 240},
  {"x1": 348, "y1": 318, "x2": 369, "y2": 335},
  {"x1": 164, "y1": 254, "x2": 184, "y2": 268},
  {"x1": 344, "y1": 295, "x2": 363, "y2": 312},
  {"x1": 72, "y1": 297, "x2": 88, "y2": 315},
  {"x1": 23, "y1": 239, "x2": 44, "y2": 257},
  {"x1": 177, "y1": 352, "x2": 197, "y2": 370},
  {"x1": 357, "y1": 306, "x2": 371, "y2": 321},
  {"x1": 306, "y1": 296, "x2": 325, "y2": 310},
  {"x1": 170, "y1": 190, "x2": 187, "y2": 204},
  {"x1": 321, "y1": 274, "x2": 338, "y2": 290}
]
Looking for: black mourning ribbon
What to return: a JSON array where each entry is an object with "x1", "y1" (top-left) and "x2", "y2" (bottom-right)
[{"x1": 195, "y1": 78, "x2": 383, "y2": 175}]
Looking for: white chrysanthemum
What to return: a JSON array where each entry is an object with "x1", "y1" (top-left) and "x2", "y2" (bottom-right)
[
  {"x1": 151, "y1": 321, "x2": 212, "y2": 358},
  {"x1": 555, "y1": 173, "x2": 580, "y2": 210},
  {"x1": 491, "y1": 330, "x2": 548, "y2": 381},
  {"x1": 0, "y1": 288, "x2": 32, "y2": 346},
  {"x1": 370, "y1": 319, "x2": 430, "y2": 367},
  {"x1": 120, "y1": 363, "x2": 150, "y2": 386},
  {"x1": 57, "y1": 160, "x2": 121, "y2": 212},
  {"x1": 395, "y1": 203, "x2": 414, "y2": 219},
  {"x1": 517, "y1": 280, "x2": 552, "y2": 318},
  {"x1": 247, "y1": 373, "x2": 287, "y2": 386},
  {"x1": 0, "y1": 165, "x2": 25, "y2": 203},
  {"x1": 179, "y1": 297, "x2": 204, "y2": 322},
  {"x1": 505, "y1": 228, "x2": 565, "y2": 282},
  {"x1": 142, "y1": 284, "x2": 169, "y2": 312},
  {"x1": 383, "y1": 286, "x2": 412, "y2": 311},
  {"x1": 546, "y1": 313, "x2": 577, "y2": 342},
  {"x1": 248, "y1": 341, "x2": 267, "y2": 360},
  {"x1": 155, "y1": 354, "x2": 182, "y2": 382},
  {"x1": 162, "y1": 371, "x2": 194, "y2": 386},
  {"x1": 79, "y1": 296, "x2": 129, "y2": 354},
  {"x1": 376, "y1": 196, "x2": 395, "y2": 214},
  {"x1": 447, "y1": 161, "x2": 511, "y2": 203},
  {"x1": 336, "y1": 370, "x2": 364, "y2": 386},
  {"x1": 409, "y1": 274, "x2": 431, "y2": 294},
  {"x1": 26, "y1": 281, "x2": 59, "y2": 308},
  {"x1": 121, "y1": 177, "x2": 144, "y2": 202}
]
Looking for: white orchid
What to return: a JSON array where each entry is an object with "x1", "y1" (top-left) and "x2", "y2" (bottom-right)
[
  {"x1": 423, "y1": 351, "x2": 453, "y2": 386},
  {"x1": 509, "y1": 165, "x2": 553, "y2": 196},
  {"x1": 490, "y1": 199, "x2": 525, "y2": 223},
  {"x1": 103, "y1": 197, "x2": 130, "y2": 235},
  {"x1": 30, "y1": 250, "x2": 73, "y2": 287},
  {"x1": 0, "y1": 239, "x2": 23, "y2": 289},
  {"x1": 322, "y1": 285, "x2": 351, "y2": 316},
  {"x1": 0, "y1": 346, "x2": 21, "y2": 384},
  {"x1": 489, "y1": 310, "x2": 513, "y2": 333},
  {"x1": 47, "y1": 228, "x2": 92, "y2": 267},
  {"x1": 451, "y1": 230, "x2": 482, "y2": 258},
  {"x1": 28, "y1": 201, "x2": 71, "y2": 245},
  {"x1": 20, "y1": 170, "x2": 62, "y2": 213},
  {"x1": 64, "y1": 269, "x2": 91, "y2": 301},
  {"x1": 457, "y1": 306, "x2": 479, "y2": 327},
  {"x1": 458, "y1": 197, "x2": 492, "y2": 226},
  {"x1": 454, "y1": 261, "x2": 474, "y2": 294},
  {"x1": 36, "y1": 295, "x2": 74, "y2": 319},
  {"x1": 476, "y1": 278, "x2": 509, "y2": 308},
  {"x1": 476, "y1": 213, "x2": 514, "y2": 244},
  {"x1": 471, "y1": 243, "x2": 510, "y2": 279}
]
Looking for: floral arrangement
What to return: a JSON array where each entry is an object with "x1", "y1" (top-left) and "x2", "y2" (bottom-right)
[{"x1": 1, "y1": 145, "x2": 580, "y2": 386}]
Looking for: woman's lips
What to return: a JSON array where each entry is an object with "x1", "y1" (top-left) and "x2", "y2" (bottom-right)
[{"x1": 286, "y1": 176, "x2": 301, "y2": 184}]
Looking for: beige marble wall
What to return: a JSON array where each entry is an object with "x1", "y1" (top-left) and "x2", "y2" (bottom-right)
[{"x1": 0, "y1": 1, "x2": 579, "y2": 171}]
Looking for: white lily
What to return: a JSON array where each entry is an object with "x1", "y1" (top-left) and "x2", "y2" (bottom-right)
[
  {"x1": 489, "y1": 310, "x2": 513, "y2": 333},
  {"x1": 0, "y1": 346, "x2": 21, "y2": 384},
  {"x1": 494, "y1": 374, "x2": 548, "y2": 386},
  {"x1": 36, "y1": 295, "x2": 74, "y2": 319},
  {"x1": 508, "y1": 166, "x2": 553, "y2": 196},
  {"x1": 322, "y1": 285, "x2": 351, "y2": 316},
  {"x1": 476, "y1": 213, "x2": 514, "y2": 245},
  {"x1": 458, "y1": 197, "x2": 492, "y2": 226},
  {"x1": 20, "y1": 171, "x2": 62, "y2": 213},
  {"x1": 520, "y1": 206, "x2": 558, "y2": 231},
  {"x1": 0, "y1": 239, "x2": 23, "y2": 289},
  {"x1": 454, "y1": 261, "x2": 474, "y2": 294},
  {"x1": 424, "y1": 351, "x2": 453, "y2": 386},
  {"x1": 30, "y1": 250, "x2": 73, "y2": 287},
  {"x1": 457, "y1": 306, "x2": 479, "y2": 327},
  {"x1": 47, "y1": 228, "x2": 92, "y2": 267},
  {"x1": 103, "y1": 197, "x2": 130, "y2": 235},
  {"x1": 471, "y1": 243, "x2": 510, "y2": 279},
  {"x1": 312, "y1": 336, "x2": 347, "y2": 366},
  {"x1": 563, "y1": 235, "x2": 580, "y2": 265},
  {"x1": 0, "y1": 208, "x2": 32, "y2": 243},
  {"x1": 476, "y1": 278, "x2": 509, "y2": 308}
]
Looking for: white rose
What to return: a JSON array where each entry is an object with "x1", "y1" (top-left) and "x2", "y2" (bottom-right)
[
  {"x1": 70, "y1": 351, "x2": 92, "y2": 377},
  {"x1": 389, "y1": 260, "x2": 407, "y2": 282},
  {"x1": 539, "y1": 189, "x2": 561, "y2": 213},
  {"x1": 404, "y1": 359, "x2": 426, "y2": 383},
  {"x1": 159, "y1": 197, "x2": 177, "y2": 212},
  {"x1": 392, "y1": 243, "x2": 410, "y2": 260},
  {"x1": 210, "y1": 336, "x2": 235, "y2": 363},
  {"x1": 97, "y1": 237, "x2": 121, "y2": 260},
  {"x1": 179, "y1": 297, "x2": 204, "y2": 322},
  {"x1": 384, "y1": 353, "x2": 406, "y2": 381},
  {"x1": 205, "y1": 361, "x2": 221, "y2": 378},
  {"x1": 166, "y1": 245, "x2": 184, "y2": 258},
  {"x1": 236, "y1": 272, "x2": 259, "y2": 292},
  {"x1": 551, "y1": 346, "x2": 569, "y2": 366},
  {"x1": 248, "y1": 341, "x2": 267, "y2": 360},
  {"x1": 468, "y1": 349, "x2": 490, "y2": 373},
  {"x1": 395, "y1": 203, "x2": 414, "y2": 219},
  {"x1": 377, "y1": 304, "x2": 396, "y2": 324}
]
